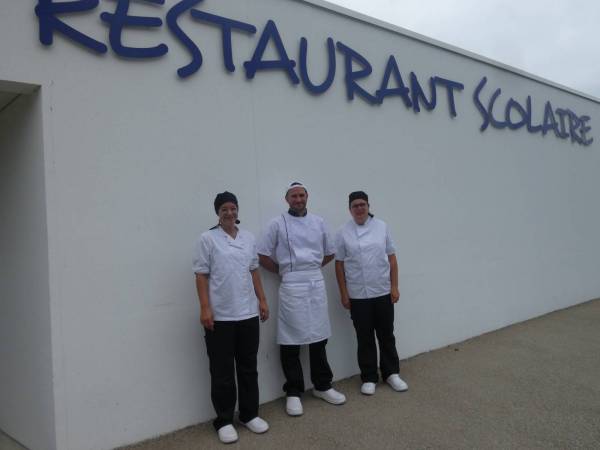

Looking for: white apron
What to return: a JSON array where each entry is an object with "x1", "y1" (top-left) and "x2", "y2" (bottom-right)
[{"x1": 277, "y1": 269, "x2": 332, "y2": 345}]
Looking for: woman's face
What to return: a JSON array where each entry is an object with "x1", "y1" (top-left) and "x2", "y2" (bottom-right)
[
  {"x1": 218, "y1": 202, "x2": 238, "y2": 227},
  {"x1": 350, "y1": 199, "x2": 370, "y2": 224}
]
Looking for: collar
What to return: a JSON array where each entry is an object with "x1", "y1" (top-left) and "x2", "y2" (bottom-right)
[{"x1": 288, "y1": 208, "x2": 308, "y2": 217}]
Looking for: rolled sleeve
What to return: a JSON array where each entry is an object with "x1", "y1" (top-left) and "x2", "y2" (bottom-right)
[
  {"x1": 334, "y1": 230, "x2": 346, "y2": 261},
  {"x1": 385, "y1": 225, "x2": 396, "y2": 255},
  {"x1": 192, "y1": 235, "x2": 211, "y2": 274},
  {"x1": 249, "y1": 239, "x2": 259, "y2": 270},
  {"x1": 257, "y1": 220, "x2": 278, "y2": 257},
  {"x1": 322, "y1": 220, "x2": 336, "y2": 256}
]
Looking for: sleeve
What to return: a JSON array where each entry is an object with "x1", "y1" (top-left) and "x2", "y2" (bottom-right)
[
  {"x1": 192, "y1": 234, "x2": 212, "y2": 274},
  {"x1": 249, "y1": 234, "x2": 259, "y2": 270},
  {"x1": 322, "y1": 219, "x2": 336, "y2": 256},
  {"x1": 334, "y1": 229, "x2": 346, "y2": 261},
  {"x1": 257, "y1": 219, "x2": 279, "y2": 257},
  {"x1": 385, "y1": 223, "x2": 396, "y2": 255}
]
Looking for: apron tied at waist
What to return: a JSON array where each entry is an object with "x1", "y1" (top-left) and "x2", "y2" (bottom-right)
[{"x1": 282, "y1": 269, "x2": 323, "y2": 284}]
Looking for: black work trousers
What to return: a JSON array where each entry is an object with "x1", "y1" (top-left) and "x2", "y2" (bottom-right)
[
  {"x1": 350, "y1": 295, "x2": 400, "y2": 383},
  {"x1": 204, "y1": 316, "x2": 259, "y2": 431},
  {"x1": 280, "y1": 339, "x2": 333, "y2": 396}
]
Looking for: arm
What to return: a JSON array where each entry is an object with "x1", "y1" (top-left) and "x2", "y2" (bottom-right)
[
  {"x1": 251, "y1": 269, "x2": 269, "y2": 321},
  {"x1": 335, "y1": 260, "x2": 351, "y2": 310},
  {"x1": 195, "y1": 273, "x2": 214, "y2": 330},
  {"x1": 258, "y1": 254, "x2": 279, "y2": 274},
  {"x1": 389, "y1": 254, "x2": 400, "y2": 303},
  {"x1": 322, "y1": 254, "x2": 334, "y2": 266}
]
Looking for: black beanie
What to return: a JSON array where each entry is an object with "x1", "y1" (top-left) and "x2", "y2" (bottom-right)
[
  {"x1": 214, "y1": 191, "x2": 238, "y2": 214},
  {"x1": 348, "y1": 190, "x2": 369, "y2": 207}
]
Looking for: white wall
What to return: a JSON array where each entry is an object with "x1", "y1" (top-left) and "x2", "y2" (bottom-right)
[
  {"x1": 0, "y1": 90, "x2": 55, "y2": 450},
  {"x1": 1, "y1": 1, "x2": 599, "y2": 449}
]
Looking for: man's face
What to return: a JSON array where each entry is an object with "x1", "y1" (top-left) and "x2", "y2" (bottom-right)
[{"x1": 286, "y1": 186, "x2": 308, "y2": 213}]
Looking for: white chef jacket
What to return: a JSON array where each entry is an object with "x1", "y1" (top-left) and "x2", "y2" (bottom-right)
[
  {"x1": 335, "y1": 217, "x2": 396, "y2": 299},
  {"x1": 193, "y1": 227, "x2": 259, "y2": 321},
  {"x1": 258, "y1": 212, "x2": 335, "y2": 345},
  {"x1": 258, "y1": 213, "x2": 335, "y2": 275}
]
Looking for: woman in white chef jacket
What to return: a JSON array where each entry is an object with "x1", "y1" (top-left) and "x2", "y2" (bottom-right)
[
  {"x1": 334, "y1": 191, "x2": 408, "y2": 396},
  {"x1": 193, "y1": 192, "x2": 270, "y2": 444}
]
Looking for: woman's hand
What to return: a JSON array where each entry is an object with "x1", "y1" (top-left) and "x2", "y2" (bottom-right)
[
  {"x1": 391, "y1": 286, "x2": 400, "y2": 303},
  {"x1": 259, "y1": 299, "x2": 269, "y2": 322},
  {"x1": 200, "y1": 306, "x2": 214, "y2": 330},
  {"x1": 340, "y1": 294, "x2": 351, "y2": 310}
]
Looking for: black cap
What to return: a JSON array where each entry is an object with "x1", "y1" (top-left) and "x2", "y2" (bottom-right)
[
  {"x1": 214, "y1": 191, "x2": 238, "y2": 214},
  {"x1": 348, "y1": 190, "x2": 369, "y2": 207}
]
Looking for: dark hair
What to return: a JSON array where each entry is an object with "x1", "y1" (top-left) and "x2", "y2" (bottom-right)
[
  {"x1": 348, "y1": 191, "x2": 374, "y2": 218},
  {"x1": 213, "y1": 191, "x2": 238, "y2": 214}
]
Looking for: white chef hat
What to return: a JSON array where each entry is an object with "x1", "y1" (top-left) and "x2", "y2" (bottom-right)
[{"x1": 285, "y1": 181, "x2": 308, "y2": 195}]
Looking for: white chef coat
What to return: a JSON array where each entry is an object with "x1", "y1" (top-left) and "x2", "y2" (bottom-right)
[
  {"x1": 335, "y1": 217, "x2": 396, "y2": 299},
  {"x1": 193, "y1": 227, "x2": 259, "y2": 321},
  {"x1": 258, "y1": 212, "x2": 335, "y2": 345}
]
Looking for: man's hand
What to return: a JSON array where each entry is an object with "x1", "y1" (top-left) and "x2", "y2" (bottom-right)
[{"x1": 200, "y1": 306, "x2": 214, "y2": 330}]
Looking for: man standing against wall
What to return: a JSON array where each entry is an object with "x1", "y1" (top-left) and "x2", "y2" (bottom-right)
[{"x1": 258, "y1": 182, "x2": 346, "y2": 416}]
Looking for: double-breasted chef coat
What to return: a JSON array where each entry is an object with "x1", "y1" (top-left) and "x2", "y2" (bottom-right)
[
  {"x1": 334, "y1": 216, "x2": 397, "y2": 299},
  {"x1": 258, "y1": 213, "x2": 335, "y2": 345},
  {"x1": 193, "y1": 227, "x2": 259, "y2": 321}
]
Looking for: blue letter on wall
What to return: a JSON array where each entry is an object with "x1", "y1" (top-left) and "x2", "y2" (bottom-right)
[
  {"x1": 191, "y1": 7, "x2": 256, "y2": 73},
  {"x1": 35, "y1": 0, "x2": 107, "y2": 53},
  {"x1": 244, "y1": 20, "x2": 300, "y2": 84},
  {"x1": 375, "y1": 55, "x2": 412, "y2": 107},
  {"x1": 434, "y1": 76, "x2": 464, "y2": 118},
  {"x1": 410, "y1": 73, "x2": 436, "y2": 113},
  {"x1": 335, "y1": 41, "x2": 379, "y2": 105},
  {"x1": 299, "y1": 37, "x2": 336, "y2": 95},
  {"x1": 101, "y1": 0, "x2": 168, "y2": 58},
  {"x1": 166, "y1": 0, "x2": 203, "y2": 78}
]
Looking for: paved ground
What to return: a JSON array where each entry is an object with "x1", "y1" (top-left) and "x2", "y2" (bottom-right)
[
  {"x1": 3, "y1": 299, "x2": 599, "y2": 450},
  {"x1": 118, "y1": 299, "x2": 600, "y2": 450}
]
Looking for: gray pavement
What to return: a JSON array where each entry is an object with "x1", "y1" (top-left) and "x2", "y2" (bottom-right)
[
  {"x1": 120, "y1": 298, "x2": 600, "y2": 450},
  {"x1": 2, "y1": 299, "x2": 599, "y2": 450}
]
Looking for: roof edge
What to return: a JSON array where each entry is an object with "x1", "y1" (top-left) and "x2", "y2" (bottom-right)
[{"x1": 295, "y1": 0, "x2": 600, "y2": 105}]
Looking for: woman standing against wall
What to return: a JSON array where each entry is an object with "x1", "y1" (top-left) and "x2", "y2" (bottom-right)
[
  {"x1": 193, "y1": 192, "x2": 270, "y2": 444},
  {"x1": 334, "y1": 191, "x2": 408, "y2": 395}
]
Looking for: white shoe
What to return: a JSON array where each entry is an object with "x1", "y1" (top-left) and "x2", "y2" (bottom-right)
[
  {"x1": 387, "y1": 374, "x2": 408, "y2": 392},
  {"x1": 313, "y1": 388, "x2": 346, "y2": 405},
  {"x1": 361, "y1": 382, "x2": 376, "y2": 395},
  {"x1": 242, "y1": 416, "x2": 269, "y2": 434},
  {"x1": 217, "y1": 424, "x2": 238, "y2": 444},
  {"x1": 286, "y1": 396, "x2": 303, "y2": 416}
]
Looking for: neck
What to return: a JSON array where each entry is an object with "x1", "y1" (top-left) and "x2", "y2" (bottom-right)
[
  {"x1": 355, "y1": 215, "x2": 370, "y2": 226},
  {"x1": 288, "y1": 208, "x2": 307, "y2": 217},
  {"x1": 221, "y1": 223, "x2": 237, "y2": 237}
]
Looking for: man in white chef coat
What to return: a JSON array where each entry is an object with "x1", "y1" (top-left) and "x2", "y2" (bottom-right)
[{"x1": 258, "y1": 182, "x2": 346, "y2": 416}]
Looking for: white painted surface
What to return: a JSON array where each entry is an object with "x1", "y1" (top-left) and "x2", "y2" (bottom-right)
[
  {"x1": 0, "y1": 1, "x2": 599, "y2": 449},
  {"x1": 0, "y1": 91, "x2": 55, "y2": 450}
]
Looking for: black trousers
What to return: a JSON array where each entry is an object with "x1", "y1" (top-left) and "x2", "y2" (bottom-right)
[
  {"x1": 280, "y1": 339, "x2": 333, "y2": 396},
  {"x1": 204, "y1": 316, "x2": 259, "y2": 431},
  {"x1": 350, "y1": 295, "x2": 400, "y2": 383}
]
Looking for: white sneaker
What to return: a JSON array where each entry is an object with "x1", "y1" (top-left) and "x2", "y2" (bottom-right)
[
  {"x1": 386, "y1": 374, "x2": 408, "y2": 392},
  {"x1": 242, "y1": 416, "x2": 269, "y2": 434},
  {"x1": 217, "y1": 424, "x2": 238, "y2": 444},
  {"x1": 361, "y1": 382, "x2": 376, "y2": 395},
  {"x1": 312, "y1": 388, "x2": 346, "y2": 405},
  {"x1": 286, "y1": 396, "x2": 303, "y2": 416}
]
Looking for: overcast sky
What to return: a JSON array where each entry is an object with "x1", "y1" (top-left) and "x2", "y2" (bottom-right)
[{"x1": 327, "y1": 0, "x2": 600, "y2": 99}]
